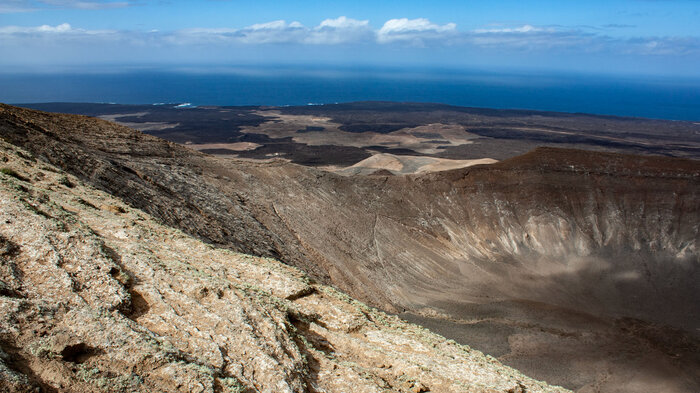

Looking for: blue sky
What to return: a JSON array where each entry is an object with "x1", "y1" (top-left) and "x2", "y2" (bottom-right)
[{"x1": 1, "y1": 0, "x2": 699, "y2": 77}]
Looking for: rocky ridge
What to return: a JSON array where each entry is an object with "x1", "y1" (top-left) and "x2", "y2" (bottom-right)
[{"x1": 0, "y1": 138, "x2": 568, "y2": 392}]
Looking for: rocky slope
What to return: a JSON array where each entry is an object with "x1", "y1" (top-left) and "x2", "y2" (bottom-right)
[
  {"x1": 1, "y1": 104, "x2": 698, "y2": 392},
  {"x1": 0, "y1": 137, "x2": 568, "y2": 392}
]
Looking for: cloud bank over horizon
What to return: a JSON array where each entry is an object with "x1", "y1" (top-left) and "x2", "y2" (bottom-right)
[
  {"x1": 1, "y1": 14, "x2": 699, "y2": 76},
  {"x1": 3, "y1": 16, "x2": 698, "y2": 52}
]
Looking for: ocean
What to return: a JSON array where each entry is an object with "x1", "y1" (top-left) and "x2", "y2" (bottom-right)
[{"x1": 2, "y1": 67, "x2": 699, "y2": 121}]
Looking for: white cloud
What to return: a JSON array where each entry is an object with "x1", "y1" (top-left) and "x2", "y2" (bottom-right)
[
  {"x1": 235, "y1": 20, "x2": 306, "y2": 44},
  {"x1": 377, "y1": 18, "x2": 457, "y2": 45},
  {"x1": 318, "y1": 16, "x2": 368, "y2": 29},
  {"x1": 473, "y1": 25, "x2": 547, "y2": 34},
  {"x1": 0, "y1": 19, "x2": 698, "y2": 58},
  {"x1": 308, "y1": 16, "x2": 373, "y2": 44},
  {"x1": 37, "y1": 22, "x2": 72, "y2": 32},
  {"x1": 461, "y1": 24, "x2": 700, "y2": 56},
  {"x1": 624, "y1": 36, "x2": 700, "y2": 56},
  {"x1": 465, "y1": 24, "x2": 584, "y2": 51},
  {"x1": 0, "y1": 22, "x2": 125, "y2": 49},
  {"x1": 170, "y1": 17, "x2": 373, "y2": 45},
  {"x1": 0, "y1": 22, "x2": 113, "y2": 34},
  {"x1": 247, "y1": 20, "x2": 296, "y2": 31}
]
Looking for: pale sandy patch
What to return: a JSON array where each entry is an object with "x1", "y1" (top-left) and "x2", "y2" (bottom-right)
[
  {"x1": 334, "y1": 153, "x2": 497, "y2": 175},
  {"x1": 240, "y1": 111, "x2": 479, "y2": 154},
  {"x1": 99, "y1": 112, "x2": 150, "y2": 121},
  {"x1": 116, "y1": 122, "x2": 180, "y2": 131},
  {"x1": 99, "y1": 112, "x2": 179, "y2": 132}
]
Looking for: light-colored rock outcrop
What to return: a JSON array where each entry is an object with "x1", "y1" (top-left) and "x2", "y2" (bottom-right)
[{"x1": 0, "y1": 141, "x2": 568, "y2": 392}]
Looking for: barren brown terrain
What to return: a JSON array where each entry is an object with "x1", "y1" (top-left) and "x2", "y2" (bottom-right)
[
  {"x1": 2, "y1": 103, "x2": 699, "y2": 392},
  {"x1": 0, "y1": 135, "x2": 565, "y2": 393}
]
